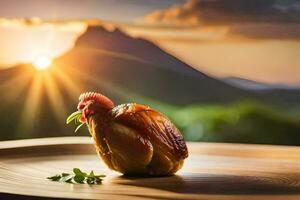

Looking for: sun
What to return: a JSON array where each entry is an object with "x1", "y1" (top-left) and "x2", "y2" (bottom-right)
[{"x1": 33, "y1": 55, "x2": 53, "y2": 70}]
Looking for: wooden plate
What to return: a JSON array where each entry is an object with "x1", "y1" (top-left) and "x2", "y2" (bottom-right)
[{"x1": 1, "y1": 137, "x2": 300, "y2": 200}]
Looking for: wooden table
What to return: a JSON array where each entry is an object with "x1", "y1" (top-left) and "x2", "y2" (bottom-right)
[{"x1": 1, "y1": 137, "x2": 300, "y2": 200}]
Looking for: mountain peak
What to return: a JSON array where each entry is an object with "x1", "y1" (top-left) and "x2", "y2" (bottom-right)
[
  {"x1": 74, "y1": 25, "x2": 206, "y2": 77},
  {"x1": 75, "y1": 25, "x2": 128, "y2": 48}
]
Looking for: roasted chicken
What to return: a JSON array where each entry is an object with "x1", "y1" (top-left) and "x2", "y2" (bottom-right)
[{"x1": 67, "y1": 92, "x2": 188, "y2": 175}]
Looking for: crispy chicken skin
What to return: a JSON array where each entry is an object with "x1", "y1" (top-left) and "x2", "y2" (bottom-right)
[{"x1": 71, "y1": 92, "x2": 188, "y2": 176}]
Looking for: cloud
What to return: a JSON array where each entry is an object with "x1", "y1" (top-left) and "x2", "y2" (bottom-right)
[
  {"x1": 141, "y1": 0, "x2": 300, "y2": 40},
  {"x1": 143, "y1": 0, "x2": 300, "y2": 25},
  {"x1": 229, "y1": 24, "x2": 300, "y2": 40},
  {"x1": 0, "y1": 18, "x2": 87, "y2": 32}
]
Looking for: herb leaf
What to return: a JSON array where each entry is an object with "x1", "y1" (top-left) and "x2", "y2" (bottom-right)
[
  {"x1": 74, "y1": 175, "x2": 85, "y2": 183},
  {"x1": 60, "y1": 174, "x2": 74, "y2": 183},
  {"x1": 66, "y1": 111, "x2": 82, "y2": 124},
  {"x1": 89, "y1": 170, "x2": 95, "y2": 177},
  {"x1": 75, "y1": 123, "x2": 85, "y2": 133},
  {"x1": 66, "y1": 111, "x2": 86, "y2": 132},
  {"x1": 47, "y1": 168, "x2": 105, "y2": 185},
  {"x1": 47, "y1": 174, "x2": 61, "y2": 181},
  {"x1": 73, "y1": 168, "x2": 87, "y2": 177}
]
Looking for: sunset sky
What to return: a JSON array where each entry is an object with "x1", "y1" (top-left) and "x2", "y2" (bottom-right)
[{"x1": 0, "y1": 0, "x2": 299, "y2": 84}]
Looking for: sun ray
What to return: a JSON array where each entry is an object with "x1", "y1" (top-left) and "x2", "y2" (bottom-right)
[
  {"x1": 1, "y1": 68, "x2": 34, "y2": 101},
  {"x1": 51, "y1": 66, "x2": 82, "y2": 99},
  {"x1": 43, "y1": 71, "x2": 68, "y2": 124},
  {"x1": 17, "y1": 72, "x2": 43, "y2": 137}
]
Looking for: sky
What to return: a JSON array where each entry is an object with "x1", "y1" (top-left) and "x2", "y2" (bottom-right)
[
  {"x1": 0, "y1": 0, "x2": 184, "y2": 22},
  {"x1": 0, "y1": 0, "x2": 299, "y2": 85}
]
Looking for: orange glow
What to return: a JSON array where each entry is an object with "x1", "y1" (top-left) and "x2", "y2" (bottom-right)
[
  {"x1": 0, "y1": 19, "x2": 86, "y2": 66},
  {"x1": 33, "y1": 55, "x2": 52, "y2": 70}
]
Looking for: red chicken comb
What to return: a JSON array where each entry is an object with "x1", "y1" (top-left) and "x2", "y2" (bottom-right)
[{"x1": 78, "y1": 92, "x2": 114, "y2": 110}]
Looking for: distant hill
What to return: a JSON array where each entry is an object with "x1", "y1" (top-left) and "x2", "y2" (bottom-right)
[
  {"x1": 224, "y1": 77, "x2": 300, "y2": 91},
  {"x1": 224, "y1": 77, "x2": 300, "y2": 107}
]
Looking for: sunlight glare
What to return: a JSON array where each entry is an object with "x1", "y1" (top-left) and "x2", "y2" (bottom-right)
[{"x1": 33, "y1": 55, "x2": 52, "y2": 70}]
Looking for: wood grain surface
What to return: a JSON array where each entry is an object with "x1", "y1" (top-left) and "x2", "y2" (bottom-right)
[{"x1": 1, "y1": 137, "x2": 300, "y2": 200}]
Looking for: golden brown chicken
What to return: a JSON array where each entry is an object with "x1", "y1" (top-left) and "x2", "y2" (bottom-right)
[{"x1": 67, "y1": 92, "x2": 188, "y2": 175}]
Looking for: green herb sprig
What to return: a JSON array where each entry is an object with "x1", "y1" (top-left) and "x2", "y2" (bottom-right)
[
  {"x1": 47, "y1": 168, "x2": 105, "y2": 184},
  {"x1": 66, "y1": 111, "x2": 85, "y2": 132}
]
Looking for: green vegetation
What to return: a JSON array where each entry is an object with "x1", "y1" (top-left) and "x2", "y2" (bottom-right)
[
  {"x1": 158, "y1": 101, "x2": 300, "y2": 145},
  {"x1": 47, "y1": 168, "x2": 105, "y2": 184}
]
